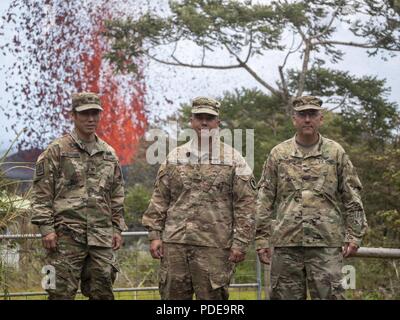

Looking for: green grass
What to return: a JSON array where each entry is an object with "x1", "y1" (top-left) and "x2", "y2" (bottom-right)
[{"x1": 3, "y1": 288, "x2": 261, "y2": 300}]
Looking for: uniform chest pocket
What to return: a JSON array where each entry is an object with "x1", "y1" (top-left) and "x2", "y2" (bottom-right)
[
  {"x1": 313, "y1": 160, "x2": 338, "y2": 197},
  {"x1": 89, "y1": 155, "x2": 116, "y2": 191},
  {"x1": 60, "y1": 152, "x2": 83, "y2": 188},
  {"x1": 277, "y1": 159, "x2": 302, "y2": 193},
  {"x1": 207, "y1": 164, "x2": 233, "y2": 193},
  {"x1": 170, "y1": 163, "x2": 233, "y2": 192},
  {"x1": 170, "y1": 164, "x2": 197, "y2": 190}
]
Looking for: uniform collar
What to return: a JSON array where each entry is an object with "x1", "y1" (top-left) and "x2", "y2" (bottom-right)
[
  {"x1": 188, "y1": 139, "x2": 207, "y2": 158},
  {"x1": 188, "y1": 138, "x2": 225, "y2": 158},
  {"x1": 70, "y1": 129, "x2": 108, "y2": 155},
  {"x1": 290, "y1": 133, "x2": 323, "y2": 158}
]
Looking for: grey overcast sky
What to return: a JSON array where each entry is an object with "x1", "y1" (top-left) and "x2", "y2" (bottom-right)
[{"x1": 1, "y1": 0, "x2": 399, "y2": 151}]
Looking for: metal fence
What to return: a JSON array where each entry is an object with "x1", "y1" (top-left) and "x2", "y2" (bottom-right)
[
  {"x1": 0, "y1": 231, "x2": 262, "y2": 300},
  {"x1": 2, "y1": 231, "x2": 400, "y2": 300}
]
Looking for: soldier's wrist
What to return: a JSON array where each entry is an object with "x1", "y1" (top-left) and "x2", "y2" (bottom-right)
[
  {"x1": 255, "y1": 239, "x2": 270, "y2": 250},
  {"x1": 346, "y1": 241, "x2": 360, "y2": 248},
  {"x1": 112, "y1": 216, "x2": 128, "y2": 232},
  {"x1": 345, "y1": 235, "x2": 362, "y2": 247},
  {"x1": 39, "y1": 225, "x2": 56, "y2": 237},
  {"x1": 148, "y1": 230, "x2": 161, "y2": 241},
  {"x1": 257, "y1": 247, "x2": 270, "y2": 252},
  {"x1": 232, "y1": 239, "x2": 247, "y2": 253},
  {"x1": 112, "y1": 226, "x2": 122, "y2": 235}
]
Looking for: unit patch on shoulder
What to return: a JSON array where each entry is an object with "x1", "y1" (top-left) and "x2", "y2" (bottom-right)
[{"x1": 35, "y1": 160, "x2": 45, "y2": 177}]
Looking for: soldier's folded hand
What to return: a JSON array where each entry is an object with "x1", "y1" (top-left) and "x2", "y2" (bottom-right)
[
  {"x1": 257, "y1": 248, "x2": 272, "y2": 265},
  {"x1": 150, "y1": 239, "x2": 164, "y2": 259},
  {"x1": 42, "y1": 232, "x2": 58, "y2": 251},
  {"x1": 342, "y1": 242, "x2": 358, "y2": 258},
  {"x1": 229, "y1": 248, "x2": 246, "y2": 263},
  {"x1": 112, "y1": 233, "x2": 123, "y2": 250}
]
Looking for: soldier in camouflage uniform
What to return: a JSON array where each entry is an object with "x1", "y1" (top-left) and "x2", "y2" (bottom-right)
[
  {"x1": 256, "y1": 96, "x2": 368, "y2": 300},
  {"x1": 142, "y1": 97, "x2": 256, "y2": 300},
  {"x1": 31, "y1": 92, "x2": 127, "y2": 300}
]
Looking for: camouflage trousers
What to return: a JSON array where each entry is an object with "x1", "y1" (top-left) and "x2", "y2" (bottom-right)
[
  {"x1": 159, "y1": 243, "x2": 235, "y2": 300},
  {"x1": 45, "y1": 232, "x2": 118, "y2": 300},
  {"x1": 270, "y1": 247, "x2": 345, "y2": 300}
]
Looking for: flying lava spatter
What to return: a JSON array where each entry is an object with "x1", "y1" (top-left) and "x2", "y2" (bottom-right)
[{"x1": 1, "y1": 0, "x2": 147, "y2": 164}]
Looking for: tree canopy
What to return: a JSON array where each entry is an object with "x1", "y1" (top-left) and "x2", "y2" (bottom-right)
[{"x1": 104, "y1": 0, "x2": 400, "y2": 112}]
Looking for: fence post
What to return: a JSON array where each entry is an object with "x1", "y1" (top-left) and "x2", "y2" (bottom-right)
[
  {"x1": 256, "y1": 255, "x2": 262, "y2": 300},
  {"x1": 263, "y1": 263, "x2": 271, "y2": 300}
]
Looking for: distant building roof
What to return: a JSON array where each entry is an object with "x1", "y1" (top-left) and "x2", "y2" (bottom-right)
[
  {"x1": 1, "y1": 148, "x2": 130, "y2": 181},
  {"x1": 1, "y1": 148, "x2": 43, "y2": 181}
]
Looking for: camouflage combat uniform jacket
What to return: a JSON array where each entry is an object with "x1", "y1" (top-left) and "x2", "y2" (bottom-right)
[
  {"x1": 31, "y1": 130, "x2": 126, "y2": 248},
  {"x1": 256, "y1": 135, "x2": 367, "y2": 249},
  {"x1": 142, "y1": 140, "x2": 257, "y2": 253}
]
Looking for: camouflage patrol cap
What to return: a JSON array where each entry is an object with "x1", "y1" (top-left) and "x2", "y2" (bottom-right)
[
  {"x1": 72, "y1": 92, "x2": 103, "y2": 112},
  {"x1": 292, "y1": 95, "x2": 323, "y2": 111},
  {"x1": 191, "y1": 97, "x2": 220, "y2": 116}
]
